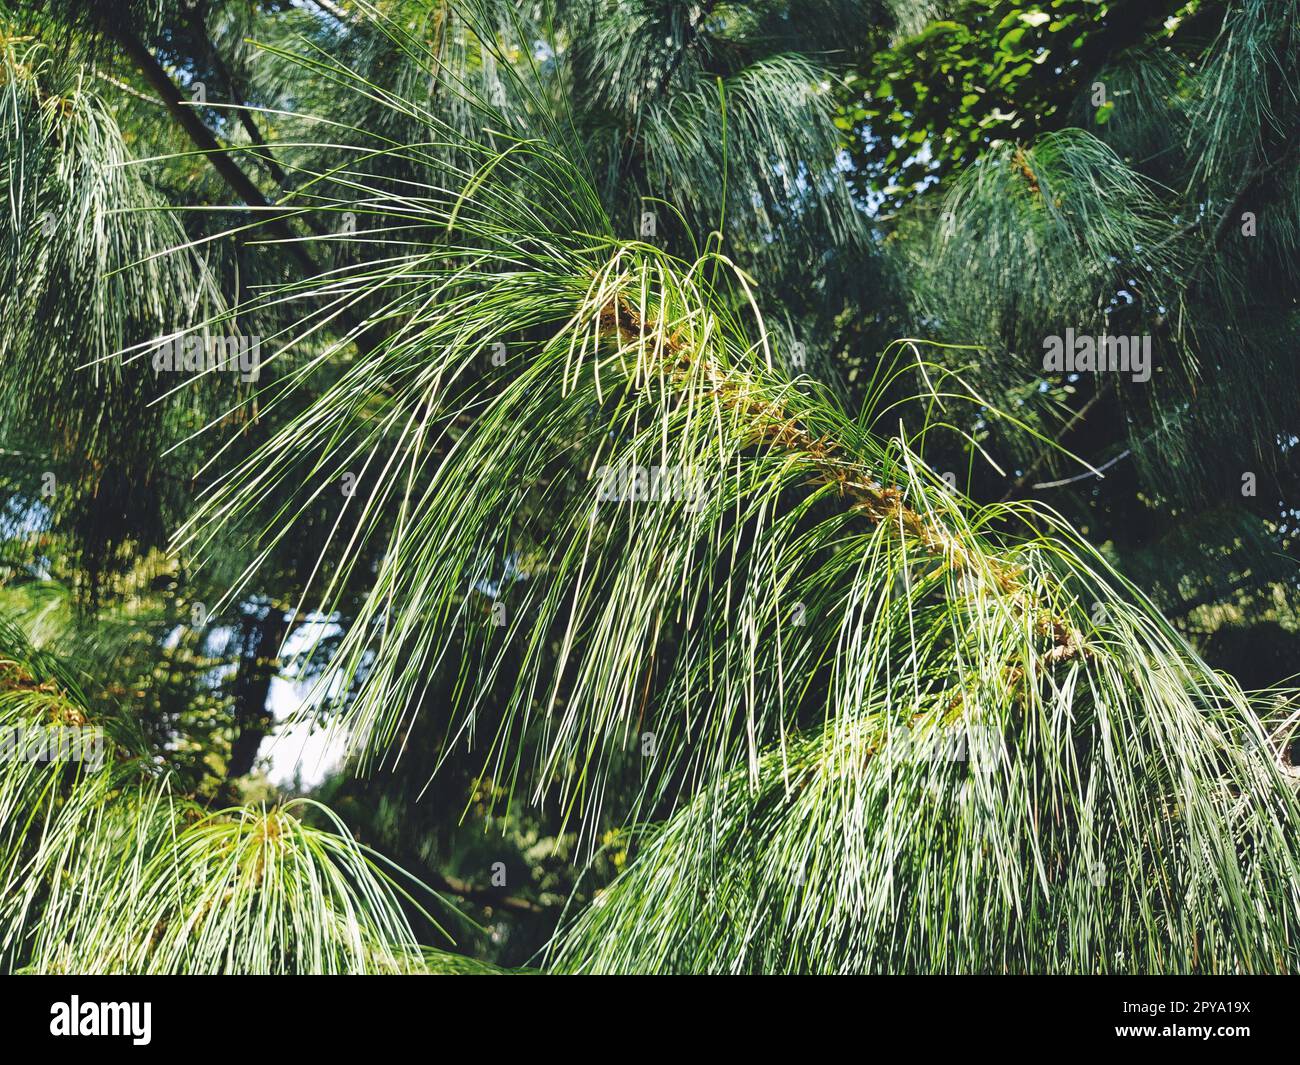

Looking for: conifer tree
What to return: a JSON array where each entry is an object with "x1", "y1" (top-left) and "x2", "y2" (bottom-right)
[{"x1": 1, "y1": 0, "x2": 1297, "y2": 973}]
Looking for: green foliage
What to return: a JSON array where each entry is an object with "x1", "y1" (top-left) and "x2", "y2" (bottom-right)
[
  {"x1": 0, "y1": 33, "x2": 226, "y2": 591},
  {"x1": 150, "y1": 11, "x2": 1300, "y2": 974},
  {"x1": 908, "y1": 129, "x2": 1179, "y2": 354},
  {"x1": 838, "y1": 0, "x2": 1188, "y2": 205},
  {"x1": 0, "y1": 0, "x2": 1298, "y2": 977},
  {"x1": 0, "y1": 618, "x2": 460, "y2": 974}
]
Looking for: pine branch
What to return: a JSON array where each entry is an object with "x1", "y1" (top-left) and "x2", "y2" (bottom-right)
[
  {"x1": 1195, "y1": 128, "x2": 1300, "y2": 273},
  {"x1": 998, "y1": 124, "x2": 1300, "y2": 507},
  {"x1": 599, "y1": 295, "x2": 1088, "y2": 666}
]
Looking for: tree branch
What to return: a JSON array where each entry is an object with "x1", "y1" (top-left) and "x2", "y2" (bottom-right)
[
  {"x1": 191, "y1": 13, "x2": 292, "y2": 191},
  {"x1": 1000, "y1": 125, "x2": 1300, "y2": 506},
  {"x1": 308, "y1": 0, "x2": 355, "y2": 26},
  {"x1": 99, "y1": 21, "x2": 315, "y2": 274},
  {"x1": 428, "y1": 871, "x2": 554, "y2": 916},
  {"x1": 656, "y1": 0, "x2": 718, "y2": 98},
  {"x1": 102, "y1": 20, "x2": 386, "y2": 360},
  {"x1": 1196, "y1": 129, "x2": 1300, "y2": 272},
  {"x1": 998, "y1": 378, "x2": 1116, "y2": 503}
]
